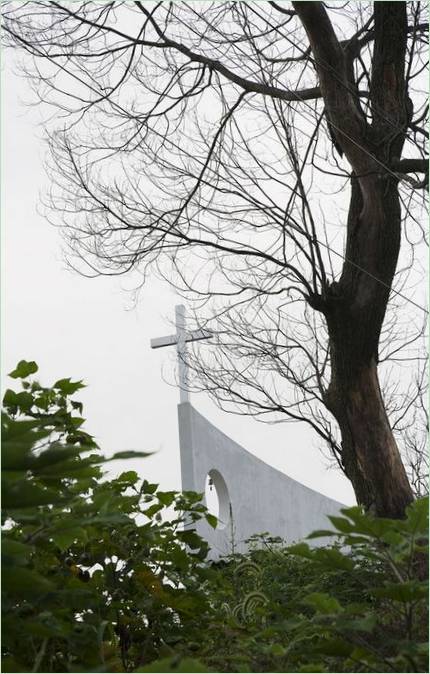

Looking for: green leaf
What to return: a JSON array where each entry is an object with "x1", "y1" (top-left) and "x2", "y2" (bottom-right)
[
  {"x1": 52, "y1": 527, "x2": 87, "y2": 551},
  {"x1": 2, "y1": 539, "x2": 34, "y2": 566},
  {"x1": 304, "y1": 592, "x2": 343, "y2": 614},
  {"x1": 269, "y1": 643, "x2": 285, "y2": 657},
  {"x1": 339, "y1": 614, "x2": 377, "y2": 632},
  {"x1": 177, "y1": 529, "x2": 204, "y2": 549},
  {"x1": 71, "y1": 400, "x2": 84, "y2": 413},
  {"x1": 2, "y1": 567, "x2": 54, "y2": 598},
  {"x1": 2, "y1": 431, "x2": 52, "y2": 470},
  {"x1": 8, "y1": 360, "x2": 38, "y2": 379},
  {"x1": 327, "y1": 515, "x2": 356, "y2": 535},
  {"x1": 314, "y1": 638, "x2": 352, "y2": 657},
  {"x1": 53, "y1": 378, "x2": 85, "y2": 394},
  {"x1": 170, "y1": 547, "x2": 190, "y2": 571},
  {"x1": 104, "y1": 450, "x2": 153, "y2": 462},
  {"x1": 117, "y1": 470, "x2": 139, "y2": 485},
  {"x1": 144, "y1": 503, "x2": 164, "y2": 518},
  {"x1": 143, "y1": 480, "x2": 159, "y2": 494},
  {"x1": 2, "y1": 389, "x2": 19, "y2": 408},
  {"x1": 313, "y1": 547, "x2": 355, "y2": 571},
  {"x1": 157, "y1": 491, "x2": 176, "y2": 507},
  {"x1": 405, "y1": 496, "x2": 429, "y2": 535},
  {"x1": 205, "y1": 513, "x2": 218, "y2": 529},
  {"x1": 1, "y1": 656, "x2": 28, "y2": 672},
  {"x1": 287, "y1": 542, "x2": 313, "y2": 559},
  {"x1": 1, "y1": 415, "x2": 42, "y2": 438},
  {"x1": 307, "y1": 529, "x2": 337, "y2": 539},
  {"x1": 15, "y1": 391, "x2": 34, "y2": 411},
  {"x1": 297, "y1": 665, "x2": 327, "y2": 673},
  {"x1": 2, "y1": 480, "x2": 61, "y2": 509},
  {"x1": 371, "y1": 581, "x2": 428, "y2": 602},
  {"x1": 31, "y1": 443, "x2": 83, "y2": 467},
  {"x1": 136, "y1": 657, "x2": 209, "y2": 672}
]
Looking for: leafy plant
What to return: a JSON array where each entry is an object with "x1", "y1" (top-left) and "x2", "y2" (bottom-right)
[
  {"x1": 2, "y1": 361, "x2": 428, "y2": 673},
  {"x1": 203, "y1": 502, "x2": 428, "y2": 672},
  {"x1": 2, "y1": 362, "x2": 211, "y2": 672}
]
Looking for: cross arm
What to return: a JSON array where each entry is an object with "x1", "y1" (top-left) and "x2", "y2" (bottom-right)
[
  {"x1": 150, "y1": 334, "x2": 177, "y2": 349},
  {"x1": 150, "y1": 329, "x2": 212, "y2": 350}
]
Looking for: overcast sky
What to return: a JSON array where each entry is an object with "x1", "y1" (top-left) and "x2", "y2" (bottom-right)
[{"x1": 2, "y1": 51, "x2": 356, "y2": 509}]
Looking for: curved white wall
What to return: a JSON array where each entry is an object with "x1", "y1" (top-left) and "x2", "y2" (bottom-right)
[{"x1": 178, "y1": 402, "x2": 344, "y2": 559}]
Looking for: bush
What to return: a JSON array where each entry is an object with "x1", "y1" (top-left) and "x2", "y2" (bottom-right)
[
  {"x1": 2, "y1": 362, "x2": 428, "y2": 673},
  {"x1": 204, "y1": 502, "x2": 428, "y2": 672},
  {"x1": 2, "y1": 362, "x2": 212, "y2": 672}
]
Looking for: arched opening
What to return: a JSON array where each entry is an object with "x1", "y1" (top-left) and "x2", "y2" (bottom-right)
[{"x1": 204, "y1": 469, "x2": 230, "y2": 530}]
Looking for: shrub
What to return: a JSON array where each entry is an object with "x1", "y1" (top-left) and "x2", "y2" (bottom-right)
[
  {"x1": 2, "y1": 362, "x2": 211, "y2": 672},
  {"x1": 200, "y1": 502, "x2": 428, "y2": 672},
  {"x1": 2, "y1": 362, "x2": 428, "y2": 673}
]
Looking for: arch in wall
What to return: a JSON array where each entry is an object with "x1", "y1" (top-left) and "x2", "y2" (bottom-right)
[{"x1": 204, "y1": 469, "x2": 231, "y2": 530}]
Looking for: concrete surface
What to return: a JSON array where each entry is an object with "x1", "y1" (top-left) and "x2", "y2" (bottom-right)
[{"x1": 178, "y1": 402, "x2": 345, "y2": 559}]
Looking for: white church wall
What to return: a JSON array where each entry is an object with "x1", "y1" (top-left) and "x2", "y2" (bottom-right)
[{"x1": 178, "y1": 402, "x2": 345, "y2": 559}]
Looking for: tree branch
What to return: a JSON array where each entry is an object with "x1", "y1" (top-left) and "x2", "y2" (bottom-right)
[
  {"x1": 134, "y1": 1, "x2": 322, "y2": 102},
  {"x1": 391, "y1": 158, "x2": 429, "y2": 174},
  {"x1": 292, "y1": 1, "x2": 369, "y2": 172}
]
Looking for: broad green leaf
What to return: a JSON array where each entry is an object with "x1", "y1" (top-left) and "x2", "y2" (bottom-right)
[
  {"x1": 304, "y1": 592, "x2": 342, "y2": 614},
  {"x1": 405, "y1": 496, "x2": 429, "y2": 534},
  {"x1": 371, "y1": 581, "x2": 428, "y2": 602},
  {"x1": 53, "y1": 377, "x2": 86, "y2": 394},
  {"x1": 31, "y1": 443, "x2": 83, "y2": 468},
  {"x1": 143, "y1": 480, "x2": 159, "y2": 494},
  {"x1": 15, "y1": 391, "x2": 34, "y2": 411},
  {"x1": 177, "y1": 529, "x2": 204, "y2": 549},
  {"x1": 117, "y1": 470, "x2": 139, "y2": 485},
  {"x1": 205, "y1": 513, "x2": 218, "y2": 529},
  {"x1": 0, "y1": 656, "x2": 28, "y2": 672},
  {"x1": 144, "y1": 503, "x2": 164, "y2": 518},
  {"x1": 327, "y1": 515, "x2": 356, "y2": 535},
  {"x1": 297, "y1": 665, "x2": 327, "y2": 673},
  {"x1": 287, "y1": 542, "x2": 313, "y2": 559},
  {"x1": 2, "y1": 567, "x2": 54, "y2": 597},
  {"x1": 2, "y1": 389, "x2": 19, "y2": 408},
  {"x1": 136, "y1": 657, "x2": 209, "y2": 672},
  {"x1": 52, "y1": 527, "x2": 87, "y2": 551},
  {"x1": 103, "y1": 450, "x2": 153, "y2": 462},
  {"x1": 8, "y1": 360, "x2": 38, "y2": 379},
  {"x1": 2, "y1": 432, "x2": 51, "y2": 470},
  {"x1": 306, "y1": 529, "x2": 337, "y2": 539},
  {"x1": 1, "y1": 539, "x2": 34, "y2": 566},
  {"x1": 2, "y1": 481, "x2": 61, "y2": 509},
  {"x1": 313, "y1": 547, "x2": 355, "y2": 571},
  {"x1": 339, "y1": 614, "x2": 377, "y2": 632},
  {"x1": 313, "y1": 638, "x2": 353, "y2": 657},
  {"x1": 1, "y1": 415, "x2": 42, "y2": 440},
  {"x1": 157, "y1": 491, "x2": 176, "y2": 507},
  {"x1": 171, "y1": 547, "x2": 190, "y2": 571}
]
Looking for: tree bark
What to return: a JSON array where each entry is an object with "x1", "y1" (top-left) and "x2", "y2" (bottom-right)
[
  {"x1": 293, "y1": 1, "x2": 415, "y2": 517},
  {"x1": 322, "y1": 174, "x2": 414, "y2": 518},
  {"x1": 325, "y1": 360, "x2": 414, "y2": 518}
]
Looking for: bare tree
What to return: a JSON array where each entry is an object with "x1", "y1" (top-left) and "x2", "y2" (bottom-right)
[{"x1": 2, "y1": 1, "x2": 428, "y2": 517}]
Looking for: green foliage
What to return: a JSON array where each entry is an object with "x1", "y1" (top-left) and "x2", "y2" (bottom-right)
[
  {"x1": 2, "y1": 365, "x2": 211, "y2": 672},
  {"x1": 202, "y1": 502, "x2": 428, "y2": 673},
  {"x1": 2, "y1": 362, "x2": 428, "y2": 673}
]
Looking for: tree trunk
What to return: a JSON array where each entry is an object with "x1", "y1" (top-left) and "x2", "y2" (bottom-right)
[
  {"x1": 325, "y1": 357, "x2": 414, "y2": 518},
  {"x1": 293, "y1": 2, "x2": 415, "y2": 517},
  {"x1": 322, "y1": 176, "x2": 414, "y2": 518}
]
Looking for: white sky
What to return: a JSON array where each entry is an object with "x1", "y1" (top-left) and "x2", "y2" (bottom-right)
[{"x1": 1, "y1": 52, "x2": 356, "y2": 506}]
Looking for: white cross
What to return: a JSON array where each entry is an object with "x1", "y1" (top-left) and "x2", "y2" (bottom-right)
[{"x1": 150, "y1": 305, "x2": 212, "y2": 403}]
